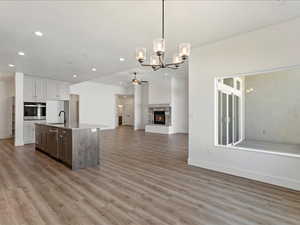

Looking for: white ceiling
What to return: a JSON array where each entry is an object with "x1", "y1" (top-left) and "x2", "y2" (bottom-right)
[
  {"x1": 0, "y1": 0, "x2": 300, "y2": 84},
  {"x1": 92, "y1": 65, "x2": 188, "y2": 88}
]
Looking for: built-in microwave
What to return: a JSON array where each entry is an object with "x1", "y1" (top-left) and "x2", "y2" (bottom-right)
[{"x1": 24, "y1": 102, "x2": 46, "y2": 120}]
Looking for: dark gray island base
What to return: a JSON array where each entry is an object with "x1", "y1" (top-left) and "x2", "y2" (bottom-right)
[{"x1": 35, "y1": 123, "x2": 103, "y2": 170}]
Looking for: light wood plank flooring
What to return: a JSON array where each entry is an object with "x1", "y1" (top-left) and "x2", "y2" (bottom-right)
[{"x1": 0, "y1": 126, "x2": 299, "y2": 225}]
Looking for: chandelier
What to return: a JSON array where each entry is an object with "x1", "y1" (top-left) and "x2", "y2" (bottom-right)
[
  {"x1": 131, "y1": 72, "x2": 147, "y2": 85},
  {"x1": 135, "y1": 0, "x2": 191, "y2": 71}
]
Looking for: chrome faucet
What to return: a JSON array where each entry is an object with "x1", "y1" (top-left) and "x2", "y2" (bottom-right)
[{"x1": 59, "y1": 110, "x2": 66, "y2": 124}]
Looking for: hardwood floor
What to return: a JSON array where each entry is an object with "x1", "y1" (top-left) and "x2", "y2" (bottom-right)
[{"x1": 0, "y1": 126, "x2": 299, "y2": 225}]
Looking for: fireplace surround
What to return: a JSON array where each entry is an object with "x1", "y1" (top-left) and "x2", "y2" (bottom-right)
[{"x1": 148, "y1": 104, "x2": 171, "y2": 126}]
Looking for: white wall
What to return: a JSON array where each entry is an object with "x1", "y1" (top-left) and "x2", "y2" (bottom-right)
[
  {"x1": 70, "y1": 81, "x2": 129, "y2": 129},
  {"x1": 143, "y1": 71, "x2": 188, "y2": 133},
  {"x1": 15, "y1": 72, "x2": 24, "y2": 146},
  {"x1": 245, "y1": 69, "x2": 300, "y2": 144},
  {"x1": 189, "y1": 17, "x2": 300, "y2": 190},
  {"x1": 171, "y1": 76, "x2": 188, "y2": 133},
  {"x1": 142, "y1": 84, "x2": 149, "y2": 127},
  {"x1": 0, "y1": 75, "x2": 14, "y2": 139},
  {"x1": 134, "y1": 84, "x2": 149, "y2": 130},
  {"x1": 148, "y1": 78, "x2": 171, "y2": 104}
]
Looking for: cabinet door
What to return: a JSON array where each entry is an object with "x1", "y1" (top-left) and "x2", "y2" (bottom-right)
[
  {"x1": 36, "y1": 125, "x2": 47, "y2": 152},
  {"x1": 41, "y1": 126, "x2": 48, "y2": 152},
  {"x1": 35, "y1": 78, "x2": 47, "y2": 102},
  {"x1": 58, "y1": 82, "x2": 70, "y2": 100},
  {"x1": 24, "y1": 76, "x2": 36, "y2": 102},
  {"x1": 58, "y1": 129, "x2": 72, "y2": 166},
  {"x1": 47, "y1": 128, "x2": 59, "y2": 158},
  {"x1": 46, "y1": 80, "x2": 59, "y2": 100},
  {"x1": 35, "y1": 125, "x2": 41, "y2": 149},
  {"x1": 24, "y1": 122, "x2": 35, "y2": 144}
]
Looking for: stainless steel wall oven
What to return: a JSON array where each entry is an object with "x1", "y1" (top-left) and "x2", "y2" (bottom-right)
[{"x1": 24, "y1": 102, "x2": 46, "y2": 120}]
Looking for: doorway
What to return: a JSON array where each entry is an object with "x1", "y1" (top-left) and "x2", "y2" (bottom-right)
[{"x1": 116, "y1": 95, "x2": 134, "y2": 127}]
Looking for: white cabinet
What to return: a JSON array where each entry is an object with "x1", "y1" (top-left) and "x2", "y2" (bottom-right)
[
  {"x1": 35, "y1": 78, "x2": 47, "y2": 102},
  {"x1": 24, "y1": 120, "x2": 46, "y2": 144},
  {"x1": 24, "y1": 76, "x2": 47, "y2": 102},
  {"x1": 24, "y1": 76, "x2": 70, "y2": 102},
  {"x1": 23, "y1": 121, "x2": 35, "y2": 144},
  {"x1": 59, "y1": 82, "x2": 70, "y2": 100},
  {"x1": 46, "y1": 80, "x2": 70, "y2": 100},
  {"x1": 46, "y1": 80, "x2": 59, "y2": 100},
  {"x1": 24, "y1": 76, "x2": 35, "y2": 102}
]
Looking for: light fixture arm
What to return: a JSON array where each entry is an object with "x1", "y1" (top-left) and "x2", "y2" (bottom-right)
[{"x1": 135, "y1": 0, "x2": 190, "y2": 72}]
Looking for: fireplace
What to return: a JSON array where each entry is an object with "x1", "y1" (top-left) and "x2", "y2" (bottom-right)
[
  {"x1": 154, "y1": 111, "x2": 166, "y2": 125},
  {"x1": 148, "y1": 104, "x2": 171, "y2": 126}
]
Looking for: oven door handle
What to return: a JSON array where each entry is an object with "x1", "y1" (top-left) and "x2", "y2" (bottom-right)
[{"x1": 25, "y1": 105, "x2": 46, "y2": 107}]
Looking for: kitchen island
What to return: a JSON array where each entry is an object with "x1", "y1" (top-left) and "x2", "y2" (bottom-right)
[{"x1": 35, "y1": 123, "x2": 103, "y2": 170}]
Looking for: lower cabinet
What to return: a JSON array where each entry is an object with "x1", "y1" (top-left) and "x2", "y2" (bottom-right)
[
  {"x1": 35, "y1": 124, "x2": 47, "y2": 151},
  {"x1": 58, "y1": 129, "x2": 72, "y2": 166},
  {"x1": 24, "y1": 121, "x2": 35, "y2": 144},
  {"x1": 47, "y1": 127, "x2": 59, "y2": 158},
  {"x1": 25, "y1": 120, "x2": 46, "y2": 144},
  {"x1": 35, "y1": 125, "x2": 72, "y2": 167},
  {"x1": 35, "y1": 124, "x2": 100, "y2": 170}
]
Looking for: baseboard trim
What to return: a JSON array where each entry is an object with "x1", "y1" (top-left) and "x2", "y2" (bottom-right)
[
  {"x1": 188, "y1": 158, "x2": 300, "y2": 191},
  {"x1": 100, "y1": 127, "x2": 115, "y2": 130},
  {"x1": 0, "y1": 136, "x2": 13, "y2": 140}
]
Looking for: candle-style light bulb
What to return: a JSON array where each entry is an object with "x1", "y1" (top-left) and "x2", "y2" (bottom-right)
[
  {"x1": 136, "y1": 48, "x2": 146, "y2": 63},
  {"x1": 153, "y1": 38, "x2": 165, "y2": 56},
  {"x1": 173, "y1": 54, "x2": 182, "y2": 64},
  {"x1": 179, "y1": 43, "x2": 191, "y2": 60}
]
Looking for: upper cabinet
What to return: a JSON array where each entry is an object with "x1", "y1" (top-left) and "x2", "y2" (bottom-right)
[
  {"x1": 46, "y1": 80, "x2": 70, "y2": 101},
  {"x1": 24, "y1": 76, "x2": 47, "y2": 102},
  {"x1": 24, "y1": 75, "x2": 70, "y2": 102},
  {"x1": 46, "y1": 79, "x2": 57, "y2": 100}
]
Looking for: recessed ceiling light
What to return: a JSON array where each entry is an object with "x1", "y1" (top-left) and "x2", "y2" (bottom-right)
[
  {"x1": 120, "y1": 57, "x2": 125, "y2": 62},
  {"x1": 92, "y1": 68, "x2": 97, "y2": 72},
  {"x1": 73, "y1": 74, "x2": 77, "y2": 78},
  {"x1": 8, "y1": 64, "x2": 15, "y2": 67},
  {"x1": 34, "y1": 31, "x2": 43, "y2": 36},
  {"x1": 18, "y1": 51, "x2": 25, "y2": 56}
]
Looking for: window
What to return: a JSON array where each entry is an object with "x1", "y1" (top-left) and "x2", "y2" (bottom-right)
[
  {"x1": 215, "y1": 77, "x2": 243, "y2": 147},
  {"x1": 215, "y1": 67, "x2": 300, "y2": 158}
]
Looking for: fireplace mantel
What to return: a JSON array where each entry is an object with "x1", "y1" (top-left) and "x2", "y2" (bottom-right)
[{"x1": 148, "y1": 103, "x2": 170, "y2": 108}]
